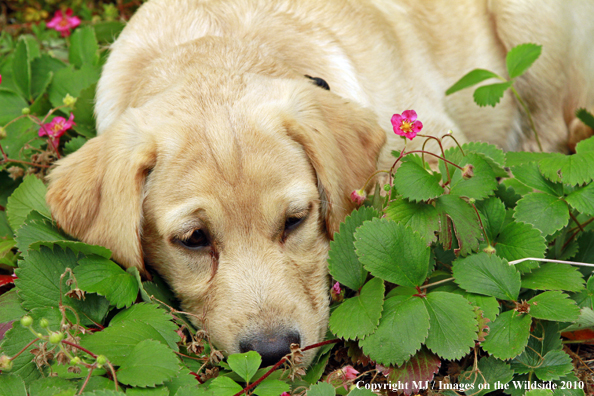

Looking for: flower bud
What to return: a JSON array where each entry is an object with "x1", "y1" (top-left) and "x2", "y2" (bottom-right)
[
  {"x1": 62, "y1": 94, "x2": 77, "y2": 107},
  {"x1": 468, "y1": 198, "x2": 476, "y2": 204},
  {"x1": 0, "y1": 126, "x2": 6, "y2": 139},
  {"x1": 20, "y1": 315, "x2": 33, "y2": 327},
  {"x1": 350, "y1": 189, "x2": 367, "y2": 205},
  {"x1": 40, "y1": 318, "x2": 49, "y2": 328},
  {"x1": 70, "y1": 356, "x2": 81, "y2": 365},
  {"x1": 462, "y1": 164, "x2": 474, "y2": 180},
  {"x1": 0, "y1": 354, "x2": 12, "y2": 371},
  {"x1": 49, "y1": 332, "x2": 64, "y2": 344},
  {"x1": 483, "y1": 245, "x2": 496, "y2": 254},
  {"x1": 383, "y1": 184, "x2": 391, "y2": 192},
  {"x1": 21, "y1": 107, "x2": 30, "y2": 115},
  {"x1": 96, "y1": 355, "x2": 107, "y2": 366}
]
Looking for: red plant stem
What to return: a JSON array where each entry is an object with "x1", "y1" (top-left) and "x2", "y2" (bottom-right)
[
  {"x1": 61, "y1": 340, "x2": 98, "y2": 358},
  {"x1": 9, "y1": 338, "x2": 41, "y2": 361},
  {"x1": 231, "y1": 339, "x2": 341, "y2": 396},
  {"x1": 78, "y1": 366, "x2": 94, "y2": 395},
  {"x1": 470, "y1": 202, "x2": 490, "y2": 246}
]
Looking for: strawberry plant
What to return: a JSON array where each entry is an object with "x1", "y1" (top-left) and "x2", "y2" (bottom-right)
[{"x1": 1, "y1": 8, "x2": 594, "y2": 396}]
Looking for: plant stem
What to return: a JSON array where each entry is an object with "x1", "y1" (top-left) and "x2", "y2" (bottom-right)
[
  {"x1": 9, "y1": 338, "x2": 41, "y2": 361},
  {"x1": 78, "y1": 366, "x2": 94, "y2": 395},
  {"x1": 470, "y1": 202, "x2": 490, "y2": 246},
  {"x1": 420, "y1": 277, "x2": 454, "y2": 290},
  {"x1": 231, "y1": 339, "x2": 341, "y2": 396},
  {"x1": 61, "y1": 340, "x2": 98, "y2": 358},
  {"x1": 510, "y1": 86, "x2": 543, "y2": 152}
]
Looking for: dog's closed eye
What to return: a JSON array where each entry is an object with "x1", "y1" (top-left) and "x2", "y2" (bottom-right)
[
  {"x1": 305, "y1": 75, "x2": 330, "y2": 91},
  {"x1": 178, "y1": 229, "x2": 210, "y2": 250}
]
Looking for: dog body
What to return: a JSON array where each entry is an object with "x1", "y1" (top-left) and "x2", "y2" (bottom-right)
[{"x1": 47, "y1": 0, "x2": 594, "y2": 365}]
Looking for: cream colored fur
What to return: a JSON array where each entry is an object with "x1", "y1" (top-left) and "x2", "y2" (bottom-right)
[{"x1": 46, "y1": 0, "x2": 594, "y2": 364}]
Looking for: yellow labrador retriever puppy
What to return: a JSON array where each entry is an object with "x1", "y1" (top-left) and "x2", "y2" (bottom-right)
[{"x1": 46, "y1": 0, "x2": 594, "y2": 366}]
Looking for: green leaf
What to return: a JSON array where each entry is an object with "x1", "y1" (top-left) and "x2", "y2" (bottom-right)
[
  {"x1": 329, "y1": 277, "x2": 385, "y2": 340},
  {"x1": 449, "y1": 153, "x2": 497, "y2": 200},
  {"x1": 328, "y1": 206, "x2": 379, "y2": 290},
  {"x1": 49, "y1": 63, "x2": 101, "y2": 109},
  {"x1": 30, "y1": 54, "x2": 66, "y2": 99},
  {"x1": 525, "y1": 391, "x2": 553, "y2": 396},
  {"x1": 29, "y1": 378, "x2": 78, "y2": 396},
  {"x1": 64, "y1": 136, "x2": 88, "y2": 155},
  {"x1": 384, "y1": 348, "x2": 441, "y2": 394},
  {"x1": 435, "y1": 195, "x2": 483, "y2": 256},
  {"x1": 494, "y1": 221, "x2": 546, "y2": 263},
  {"x1": 117, "y1": 339, "x2": 181, "y2": 387},
  {"x1": 505, "y1": 151, "x2": 551, "y2": 168},
  {"x1": 126, "y1": 387, "x2": 169, "y2": 396},
  {"x1": 473, "y1": 81, "x2": 513, "y2": 107},
  {"x1": 538, "y1": 152, "x2": 594, "y2": 186},
  {"x1": 72, "y1": 83, "x2": 97, "y2": 138},
  {"x1": 528, "y1": 291, "x2": 581, "y2": 322},
  {"x1": 576, "y1": 108, "x2": 594, "y2": 130},
  {"x1": 16, "y1": 215, "x2": 109, "y2": 259},
  {"x1": 521, "y1": 263, "x2": 585, "y2": 292},
  {"x1": 80, "y1": 391, "x2": 126, "y2": 396},
  {"x1": 534, "y1": 350, "x2": 573, "y2": 382},
  {"x1": 93, "y1": 21, "x2": 126, "y2": 43},
  {"x1": 307, "y1": 379, "x2": 336, "y2": 396},
  {"x1": 462, "y1": 142, "x2": 507, "y2": 177},
  {"x1": 6, "y1": 175, "x2": 51, "y2": 230},
  {"x1": 12, "y1": 37, "x2": 31, "y2": 100},
  {"x1": 510, "y1": 163, "x2": 563, "y2": 196},
  {"x1": 506, "y1": 43, "x2": 542, "y2": 79},
  {"x1": 253, "y1": 379, "x2": 290, "y2": 396},
  {"x1": 80, "y1": 319, "x2": 173, "y2": 366},
  {"x1": 0, "y1": 307, "x2": 62, "y2": 382},
  {"x1": 355, "y1": 218, "x2": 431, "y2": 287},
  {"x1": 14, "y1": 246, "x2": 110, "y2": 324},
  {"x1": 445, "y1": 69, "x2": 501, "y2": 95},
  {"x1": 422, "y1": 292, "x2": 476, "y2": 360},
  {"x1": 453, "y1": 252, "x2": 521, "y2": 300},
  {"x1": 514, "y1": 193, "x2": 569, "y2": 236},
  {"x1": 394, "y1": 158, "x2": 444, "y2": 202},
  {"x1": 476, "y1": 197, "x2": 506, "y2": 242},
  {"x1": 459, "y1": 356, "x2": 514, "y2": 396},
  {"x1": 359, "y1": 295, "x2": 429, "y2": 366},
  {"x1": 461, "y1": 292, "x2": 500, "y2": 322},
  {"x1": 512, "y1": 321, "x2": 562, "y2": 375},
  {"x1": 565, "y1": 183, "x2": 594, "y2": 216},
  {"x1": 69, "y1": 26, "x2": 100, "y2": 68},
  {"x1": 109, "y1": 303, "x2": 180, "y2": 351},
  {"x1": 0, "y1": 375, "x2": 27, "y2": 396},
  {"x1": 0, "y1": 89, "x2": 29, "y2": 124},
  {"x1": 481, "y1": 310, "x2": 531, "y2": 360},
  {"x1": 74, "y1": 255, "x2": 139, "y2": 308},
  {"x1": 227, "y1": 351, "x2": 261, "y2": 383},
  {"x1": 208, "y1": 377, "x2": 244, "y2": 396},
  {"x1": 0, "y1": 290, "x2": 26, "y2": 323},
  {"x1": 385, "y1": 198, "x2": 439, "y2": 243}
]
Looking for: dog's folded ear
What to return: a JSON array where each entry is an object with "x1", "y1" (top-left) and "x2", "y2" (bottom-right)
[
  {"x1": 286, "y1": 91, "x2": 386, "y2": 239},
  {"x1": 46, "y1": 114, "x2": 156, "y2": 274}
]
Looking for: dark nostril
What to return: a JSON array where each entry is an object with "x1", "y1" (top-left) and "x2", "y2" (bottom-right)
[{"x1": 239, "y1": 330, "x2": 301, "y2": 367}]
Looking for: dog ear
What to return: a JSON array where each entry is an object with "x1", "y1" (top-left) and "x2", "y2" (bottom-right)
[
  {"x1": 46, "y1": 115, "x2": 156, "y2": 274},
  {"x1": 286, "y1": 91, "x2": 386, "y2": 238}
]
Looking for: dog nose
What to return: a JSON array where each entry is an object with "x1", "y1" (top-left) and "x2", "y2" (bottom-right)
[{"x1": 239, "y1": 330, "x2": 301, "y2": 367}]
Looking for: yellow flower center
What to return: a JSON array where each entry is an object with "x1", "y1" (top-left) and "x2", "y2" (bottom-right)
[
  {"x1": 401, "y1": 120, "x2": 413, "y2": 133},
  {"x1": 51, "y1": 122, "x2": 64, "y2": 133},
  {"x1": 59, "y1": 19, "x2": 70, "y2": 27}
]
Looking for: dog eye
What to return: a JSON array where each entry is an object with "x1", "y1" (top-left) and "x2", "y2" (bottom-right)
[
  {"x1": 179, "y1": 229, "x2": 210, "y2": 249},
  {"x1": 284, "y1": 216, "x2": 305, "y2": 233}
]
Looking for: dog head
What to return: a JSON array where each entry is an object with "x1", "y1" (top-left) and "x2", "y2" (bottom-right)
[{"x1": 46, "y1": 68, "x2": 385, "y2": 366}]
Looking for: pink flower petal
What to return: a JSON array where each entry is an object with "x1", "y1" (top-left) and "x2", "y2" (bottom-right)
[
  {"x1": 391, "y1": 113, "x2": 404, "y2": 126},
  {"x1": 402, "y1": 109, "x2": 417, "y2": 121},
  {"x1": 412, "y1": 120, "x2": 423, "y2": 133}
]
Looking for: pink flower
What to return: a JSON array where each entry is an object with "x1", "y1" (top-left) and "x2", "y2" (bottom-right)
[
  {"x1": 39, "y1": 113, "x2": 75, "y2": 148},
  {"x1": 332, "y1": 282, "x2": 341, "y2": 295},
  {"x1": 350, "y1": 189, "x2": 366, "y2": 205},
  {"x1": 280, "y1": 393, "x2": 291, "y2": 396},
  {"x1": 331, "y1": 282, "x2": 344, "y2": 303},
  {"x1": 46, "y1": 9, "x2": 81, "y2": 37},
  {"x1": 327, "y1": 365, "x2": 360, "y2": 390},
  {"x1": 391, "y1": 110, "x2": 423, "y2": 140}
]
